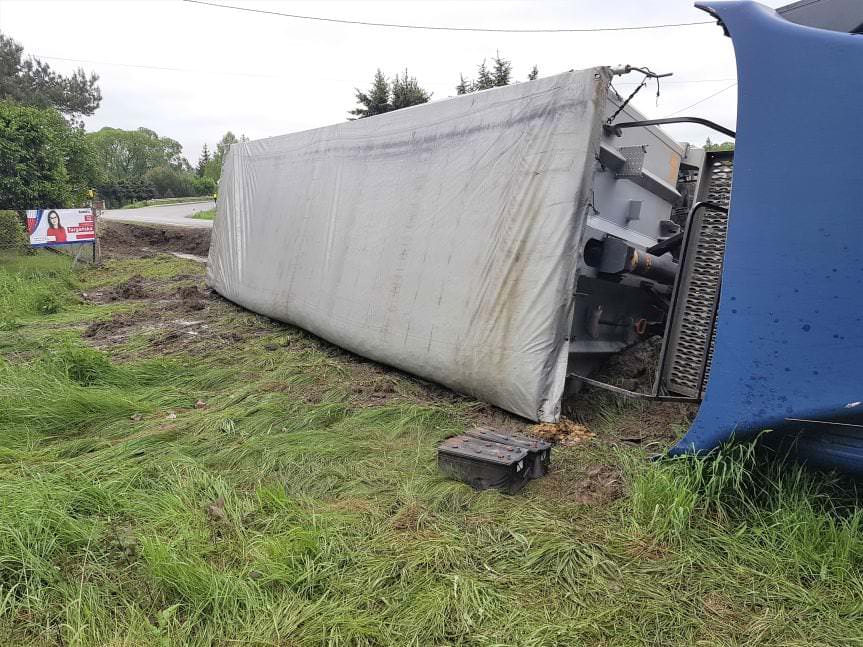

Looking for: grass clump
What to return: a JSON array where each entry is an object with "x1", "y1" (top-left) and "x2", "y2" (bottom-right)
[
  {"x1": 1, "y1": 250, "x2": 863, "y2": 645},
  {"x1": 191, "y1": 208, "x2": 215, "y2": 221},
  {"x1": 0, "y1": 252, "x2": 76, "y2": 324}
]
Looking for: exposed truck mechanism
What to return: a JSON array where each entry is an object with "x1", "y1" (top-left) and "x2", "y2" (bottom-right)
[{"x1": 208, "y1": 1, "x2": 863, "y2": 472}]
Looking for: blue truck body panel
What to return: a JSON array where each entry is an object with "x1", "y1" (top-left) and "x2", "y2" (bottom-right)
[{"x1": 669, "y1": 1, "x2": 863, "y2": 470}]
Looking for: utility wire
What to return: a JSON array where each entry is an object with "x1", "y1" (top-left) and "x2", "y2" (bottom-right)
[
  {"x1": 34, "y1": 54, "x2": 281, "y2": 79},
  {"x1": 665, "y1": 82, "x2": 737, "y2": 116},
  {"x1": 182, "y1": 0, "x2": 713, "y2": 33},
  {"x1": 36, "y1": 54, "x2": 733, "y2": 89},
  {"x1": 617, "y1": 77, "x2": 735, "y2": 86}
]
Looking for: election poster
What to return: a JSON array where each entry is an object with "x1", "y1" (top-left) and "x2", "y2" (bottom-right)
[{"x1": 26, "y1": 208, "x2": 96, "y2": 247}]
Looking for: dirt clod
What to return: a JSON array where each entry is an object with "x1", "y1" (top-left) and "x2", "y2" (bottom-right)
[
  {"x1": 531, "y1": 419, "x2": 595, "y2": 445},
  {"x1": 206, "y1": 496, "x2": 226, "y2": 521},
  {"x1": 84, "y1": 313, "x2": 133, "y2": 338},
  {"x1": 572, "y1": 464, "x2": 622, "y2": 505},
  {"x1": 110, "y1": 275, "x2": 148, "y2": 300},
  {"x1": 177, "y1": 285, "x2": 206, "y2": 311}
]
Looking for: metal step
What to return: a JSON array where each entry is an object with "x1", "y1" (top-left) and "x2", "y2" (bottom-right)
[{"x1": 659, "y1": 151, "x2": 734, "y2": 398}]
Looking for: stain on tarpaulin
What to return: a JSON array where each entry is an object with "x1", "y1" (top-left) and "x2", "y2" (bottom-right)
[
  {"x1": 458, "y1": 106, "x2": 574, "y2": 416},
  {"x1": 537, "y1": 70, "x2": 614, "y2": 420},
  {"x1": 380, "y1": 129, "x2": 431, "y2": 339},
  {"x1": 443, "y1": 80, "x2": 607, "y2": 420},
  {"x1": 245, "y1": 94, "x2": 597, "y2": 166},
  {"x1": 467, "y1": 73, "x2": 607, "y2": 420}
]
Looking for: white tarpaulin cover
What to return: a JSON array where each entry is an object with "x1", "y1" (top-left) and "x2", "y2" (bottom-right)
[{"x1": 207, "y1": 68, "x2": 608, "y2": 421}]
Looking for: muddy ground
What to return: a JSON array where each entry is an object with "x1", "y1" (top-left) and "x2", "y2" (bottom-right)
[
  {"x1": 99, "y1": 220, "x2": 211, "y2": 258},
  {"x1": 89, "y1": 220, "x2": 695, "y2": 501}
]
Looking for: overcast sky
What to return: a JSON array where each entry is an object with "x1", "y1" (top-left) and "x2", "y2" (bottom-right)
[{"x1": 1, "y1": 0, "x2": 787, "y2": 164}]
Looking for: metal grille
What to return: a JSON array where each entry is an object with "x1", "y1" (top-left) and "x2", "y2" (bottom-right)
[
  {"x1": 661, "y1": 152, "x2": 733, "y2": 398},
  {"x1": 615, "y1": 146, "x2": 647, "y2": 177}
]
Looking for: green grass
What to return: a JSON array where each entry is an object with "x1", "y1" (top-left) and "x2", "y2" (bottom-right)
[
  {"x1": 191, "y1": 208, "x2": 215, "y2": 221},
  {"x1": 122, "y1": 197, "x2": 214, "y2": 210},
  {"x1": 1, "y1": 251, "x2": 862, "y2": 645}
]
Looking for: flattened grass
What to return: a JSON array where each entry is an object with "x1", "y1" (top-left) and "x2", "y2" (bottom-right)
[{"x1": 1, "y1": 251, "x2": 862, "y2": 646}]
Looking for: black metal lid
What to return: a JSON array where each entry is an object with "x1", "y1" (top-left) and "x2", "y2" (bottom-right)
[
  {"x1": 464, "y1": 427, "x2": 551, "y2": 452},
  {"x1": 437, "y1": 435, "x2": 529, "y2": 465}
]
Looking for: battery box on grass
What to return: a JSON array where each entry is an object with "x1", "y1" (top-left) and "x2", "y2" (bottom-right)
[
  {"x1": 437, "y1": 430, "x2": 552, "y2": 494},
  {"x1": 464, "y1": 427, "x2": 552, "y2": 478}
]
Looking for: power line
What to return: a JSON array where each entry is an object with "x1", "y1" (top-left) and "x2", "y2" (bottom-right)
[
  {"x1": 34, "y1": 54, "x2": 280, "y2": 79},
  {"x1": 35, "y1": 54, "x2": 447, "y2": 85},
  {"x1": 617, "y1": 77, "x2": 736, "y2": 86},
  {"x1": 35, "y1": 54, "x2": 733, "y2": 89},
  {"x1": 665, "y1": 82, "x2": 737, "y2": 116},
  {"x1": 183, "y1": 0, "x2": 713, "y2": 33}
]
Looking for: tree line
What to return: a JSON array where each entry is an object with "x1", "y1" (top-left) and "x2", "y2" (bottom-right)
[
  {"x1": 90, "y1": 128, "x2": 246, "y2": 208},
  {"x1": 349, "y1": 52, "x2": 539, "y2": 118},
  {"x1": 0, "y1": 30, "x2": 542, "y2": 213},
  {"x1": 0, "y1": 32, "x2": 245, "y2": 210}
]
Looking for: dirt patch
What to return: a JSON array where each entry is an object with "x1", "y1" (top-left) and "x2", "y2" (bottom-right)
[
  {"x1": 80, "y1": 265, "x2": 266, "y2": 357},
  {"x1": 83, "y1": 312, "x2": 141, "y2": 340},
  {"x1": 531, "y1": 419, "x2": 596, "y2": 446},
  {"x1": 99, "y1": 221, "x2": 210, "y2": 259},
  {"x1": 177, "y1": 285, "x2": 206, "y2": 311},
  {"x1": 110, "y1": 275, "x2": 148, "y2": 300},
  {"x1": 348, "y1": 376, "x2": 399, "y2": 406},
  {"x1": 465, "y1": 403, "x2": 533, "y2": 436},
  {"x1": 607, "y1": 402, "x2": 694, "y2": 445},
  {"x1": 564, "y1": 337, "x2": 698, "y2": 447},
  {"x1": 591, "y1": 335, "x2": 663, "y2": 393},
  {"x1": 390, "y1": 502, "x2": 431, "y2": 532},
  {"x1": 702, "y1": 592, "x2": 737, "y2": 621},
  {"x1": 570, "y1": 464, "x2": 623, "y2": 505}
]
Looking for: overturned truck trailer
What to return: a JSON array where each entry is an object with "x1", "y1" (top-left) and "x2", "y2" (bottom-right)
[
  {"x1": 209, "y1": 1, "x2": 863, "y2": 472},
  {"x1": 208, "y1": 67, "x2": 683, "y2": 422}
]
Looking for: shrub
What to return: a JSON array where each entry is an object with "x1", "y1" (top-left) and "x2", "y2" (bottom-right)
[
  {"x1": 0, "y1": 102, "x2": 99, "y2": 209},
  {"x1": 33, "y1": 290, "x2": 62, "y2": 315},
  {"x1": 191, "y1": 176, "x2": 217, "y2": 196},
  {"x1": 0, "y1": 210, "x2": 29, "y2": 253}
]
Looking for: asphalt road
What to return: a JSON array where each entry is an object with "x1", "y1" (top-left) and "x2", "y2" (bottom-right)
[{"x1": 101, "y1": 200, "x2": 215, "y2": 229}]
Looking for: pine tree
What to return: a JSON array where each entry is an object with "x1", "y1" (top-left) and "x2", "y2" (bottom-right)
[
  {"x1": 0, "y1": 32, "x2": 102, "y2": 123},
  {"x1": 492, "y1": 51, "x2": 512, "y2": 87},
  {"x1": 456, "y1": 53, "x2": 525, "y2": 94},
  {"x1": 455, "y1": 73, "x2": 470, "y2": 95},
  {"x1": 474, "y1": 60, "x2": 495, "y2": 91},
  {"x1": 349, "y1": 69, "x2": 391, "y2": 119},
  {"x1": 196, "y1": 143, "x2": 211, "y2": 178},
  {"x1": 391, "y1": 69, "x2": 431, "y2": 110},
  {"x1": 527, "y1": 65, "x2": 539, "y2": 81}
]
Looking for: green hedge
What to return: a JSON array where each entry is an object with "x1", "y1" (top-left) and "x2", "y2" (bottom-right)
[{"x1": 0, "y1": 210, "x2": 30, "y2": 253}]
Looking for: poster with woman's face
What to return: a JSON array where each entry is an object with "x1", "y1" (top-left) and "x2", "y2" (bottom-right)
[{"x1": 26, "y1": 208, "x2": 96, "y2": 247}]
